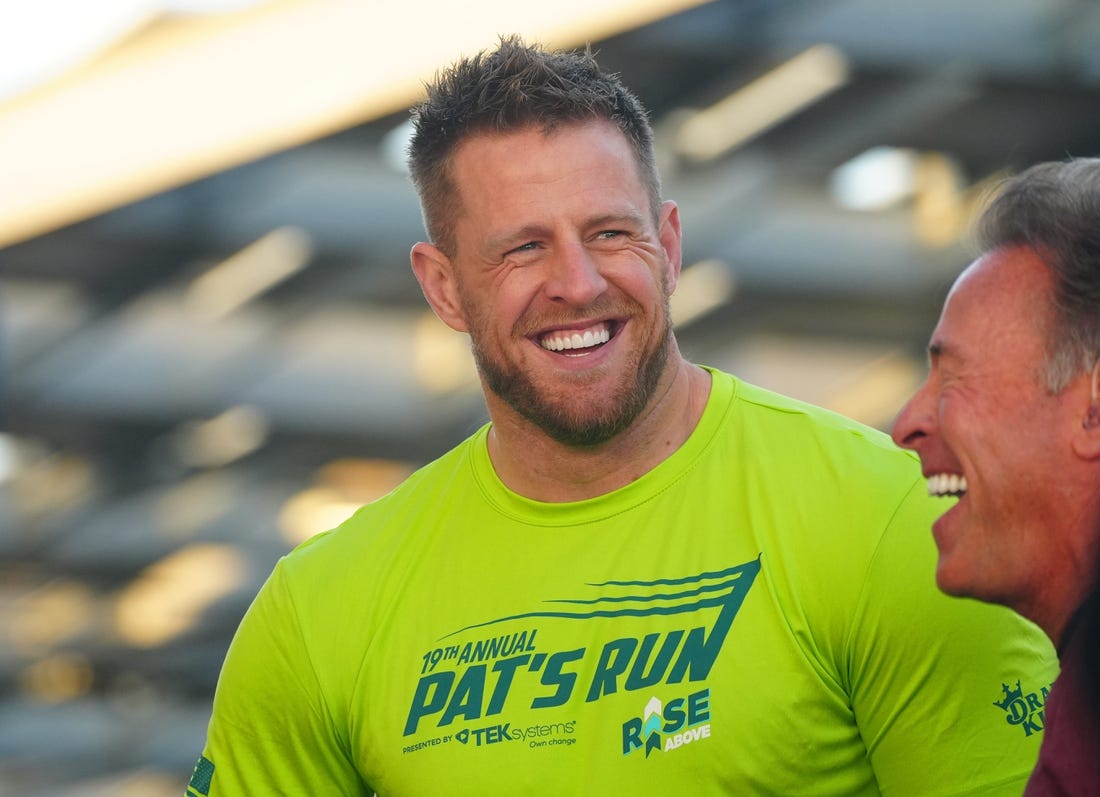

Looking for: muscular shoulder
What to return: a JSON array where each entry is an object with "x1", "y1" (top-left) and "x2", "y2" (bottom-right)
[
  {"x1": 273, "y1": 431, "x2": 483, "y2": 610},
  {"x1": 729, "y1": 378, "x2": 923, "y2": 504}
]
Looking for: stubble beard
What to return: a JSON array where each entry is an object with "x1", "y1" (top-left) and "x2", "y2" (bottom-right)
[{"x1": 469, "y1": 299, "x2": 674, "y2": 448}]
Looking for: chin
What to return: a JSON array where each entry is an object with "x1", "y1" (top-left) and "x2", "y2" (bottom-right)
[{"x1": 934, "y1": 556, "x2": 977, "y2": 600}]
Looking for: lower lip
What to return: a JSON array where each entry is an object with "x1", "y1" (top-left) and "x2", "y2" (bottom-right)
[{"x1": 930, "y1": 496, "x2": 965, "y2": 547}]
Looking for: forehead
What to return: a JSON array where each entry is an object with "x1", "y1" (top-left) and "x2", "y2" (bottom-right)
[
  {"x1": 935, "y1": 245, "x2": 1054, "y2": 359},
  {"x1": 449, "y1": 119, "x2": 645, "y2": 196}
]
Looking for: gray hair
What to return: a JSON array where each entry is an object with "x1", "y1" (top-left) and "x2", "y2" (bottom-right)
[{"x1": 977, "y1": 158, "x2": 1100, "y2": 392}]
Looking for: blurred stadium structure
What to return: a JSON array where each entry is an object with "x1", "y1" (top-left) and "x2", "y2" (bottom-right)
[{"x1": 3, "y1": 0, "x2": 1100, "y2": 793}]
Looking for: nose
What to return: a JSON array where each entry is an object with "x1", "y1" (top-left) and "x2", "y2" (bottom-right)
[
  {"x1": 544, "y1": 243, "x2": 608, "y2": 305},
  {"x1": 891, "y1": 381, "x2": 933, "y2": 451}
]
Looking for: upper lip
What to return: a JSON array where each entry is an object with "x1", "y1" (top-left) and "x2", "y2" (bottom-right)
[
  {"x1": 915, "y1": 450, "x2": 968, "y2": 480},
  {"x1": 915, "y1": 448, "x2": 962, "y2": 479},
  {"x1": 922, "y1": 467, "x2": 962, "y2": 478},
  {"x1": 533, "y1": 318, "x2": 615, "y2": 335},
  {"x1": 532, "y1": 319, "x2": 619, "y2": 344}
]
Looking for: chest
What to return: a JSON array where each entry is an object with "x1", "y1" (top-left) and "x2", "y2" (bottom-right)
[{"x1": 349, "y1": 535, "x2": 873, "y2": 796}]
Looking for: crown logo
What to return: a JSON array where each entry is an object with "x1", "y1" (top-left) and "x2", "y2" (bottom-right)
[{"x1": 993, "y1": 680, "x2": 1024, "y2": 712}]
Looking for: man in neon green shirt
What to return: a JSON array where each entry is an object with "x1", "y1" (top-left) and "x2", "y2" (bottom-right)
[{"x1": 187, "y1": 36, "x2": 1056, "y2": 796}]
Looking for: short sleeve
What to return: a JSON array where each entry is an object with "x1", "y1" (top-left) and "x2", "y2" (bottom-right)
[
  {"x1": 192, "y1": 561, "x2": 370, "y2": 796},
  {"x1": 846, "y1": 481, "x2": 1059, "y2": 796}
]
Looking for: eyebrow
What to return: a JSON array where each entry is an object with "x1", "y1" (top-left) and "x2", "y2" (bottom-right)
[
  {"x1": 588, "y1": 211, "x2": 647, "y2": 228},
  {"x1": 484, "y1": 225, "x2": 551, "y2": 254},
  {"x1": 484, "y1": 211, "x2": 647, "y2": 254}
]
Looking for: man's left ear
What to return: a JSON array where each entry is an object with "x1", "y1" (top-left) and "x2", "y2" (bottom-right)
[
  {"x1": 1073, "y1": 364, "x2": 1100, "y2": 459},
  {"x1": 658, "y1": 200, "x2": 683, "y2": 289}
]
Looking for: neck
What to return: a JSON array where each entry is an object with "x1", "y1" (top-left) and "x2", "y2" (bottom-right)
[
  {"x1": 1026, "y1": 577, "x2": 1097, "y2": 651},
  {"x1": 484, "y1": 357, "x2": 711, "y2": 502},
  {"x1": 1017, "y1": 531, "x2": 1100, "y2": 650}
]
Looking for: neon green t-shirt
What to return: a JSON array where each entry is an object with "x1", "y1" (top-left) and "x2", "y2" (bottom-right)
[{"x1": 190, "y1": 369, "x2": 1057, "y2": 796}]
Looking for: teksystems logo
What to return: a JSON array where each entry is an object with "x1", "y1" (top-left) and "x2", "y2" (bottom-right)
[
  {"x1": 994, "y1": 679, "x2": 1050, "y2": 737},
  {"x1": 621, "y1": 687, "x2": 712, "y2": 758},
  {"x1": 452, "y1": 721, "x2": 578, "y2": 749},
  {"x1": 455, "y1": 724, "x2": 513, "y2": 746}
]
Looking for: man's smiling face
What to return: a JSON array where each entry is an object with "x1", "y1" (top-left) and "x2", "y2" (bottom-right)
[
  {"x1": 441, "y1": 119, "x2": 681, "y2": 447},
  {"x1": 892, "y1": 245, "x2": 1083, "y2": 610}
]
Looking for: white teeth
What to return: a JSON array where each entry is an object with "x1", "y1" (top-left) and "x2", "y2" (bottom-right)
[
  {"x1": 541, "y1": 326, "x2": 611, "y2": 352},
  {"x1": 927, "y1": 473, "x2": 968, "y2": 497}
]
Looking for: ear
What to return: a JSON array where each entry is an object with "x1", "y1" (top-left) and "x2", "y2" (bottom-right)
[
  {"x1": 410, "y1": 242, "x2": 469, "y2": 333},
  {"x1": 657, "y1": 200, "x2": 683, "y2": 291},
  {"x1": 1072, "y1": 365, "x2": 1100, "y2": 460}
]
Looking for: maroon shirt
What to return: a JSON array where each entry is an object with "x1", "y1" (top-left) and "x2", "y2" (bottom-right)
[{"x1": 1024, "y1": 602, "x2": 1100, "y2": 796}]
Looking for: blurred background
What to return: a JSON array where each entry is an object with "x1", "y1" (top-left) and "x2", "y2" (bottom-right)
[{"x1": 2, "y1": 0, "x2": 1099, "y2": 793}]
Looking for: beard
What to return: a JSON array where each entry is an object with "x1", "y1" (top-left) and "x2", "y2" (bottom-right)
[{"x1": 467, "y1": 294, "x2": 674, "y2": 448}]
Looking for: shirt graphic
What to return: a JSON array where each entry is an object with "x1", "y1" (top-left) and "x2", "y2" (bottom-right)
[{"x1": 402, "y1": 559, "x2": 761, "y2": 753}]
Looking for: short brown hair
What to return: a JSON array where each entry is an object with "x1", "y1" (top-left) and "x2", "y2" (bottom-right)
[{"x1": 407, "y1": 35, "x2": 661, "y2": 255}]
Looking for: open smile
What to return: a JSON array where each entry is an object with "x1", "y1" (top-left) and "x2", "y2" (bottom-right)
[
  {"x1": 538, "y1": 321, "x2": 616, "y2": 356},
  {"x1": 926, "y1": 472, "x2": 968, "y2": 498}
]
